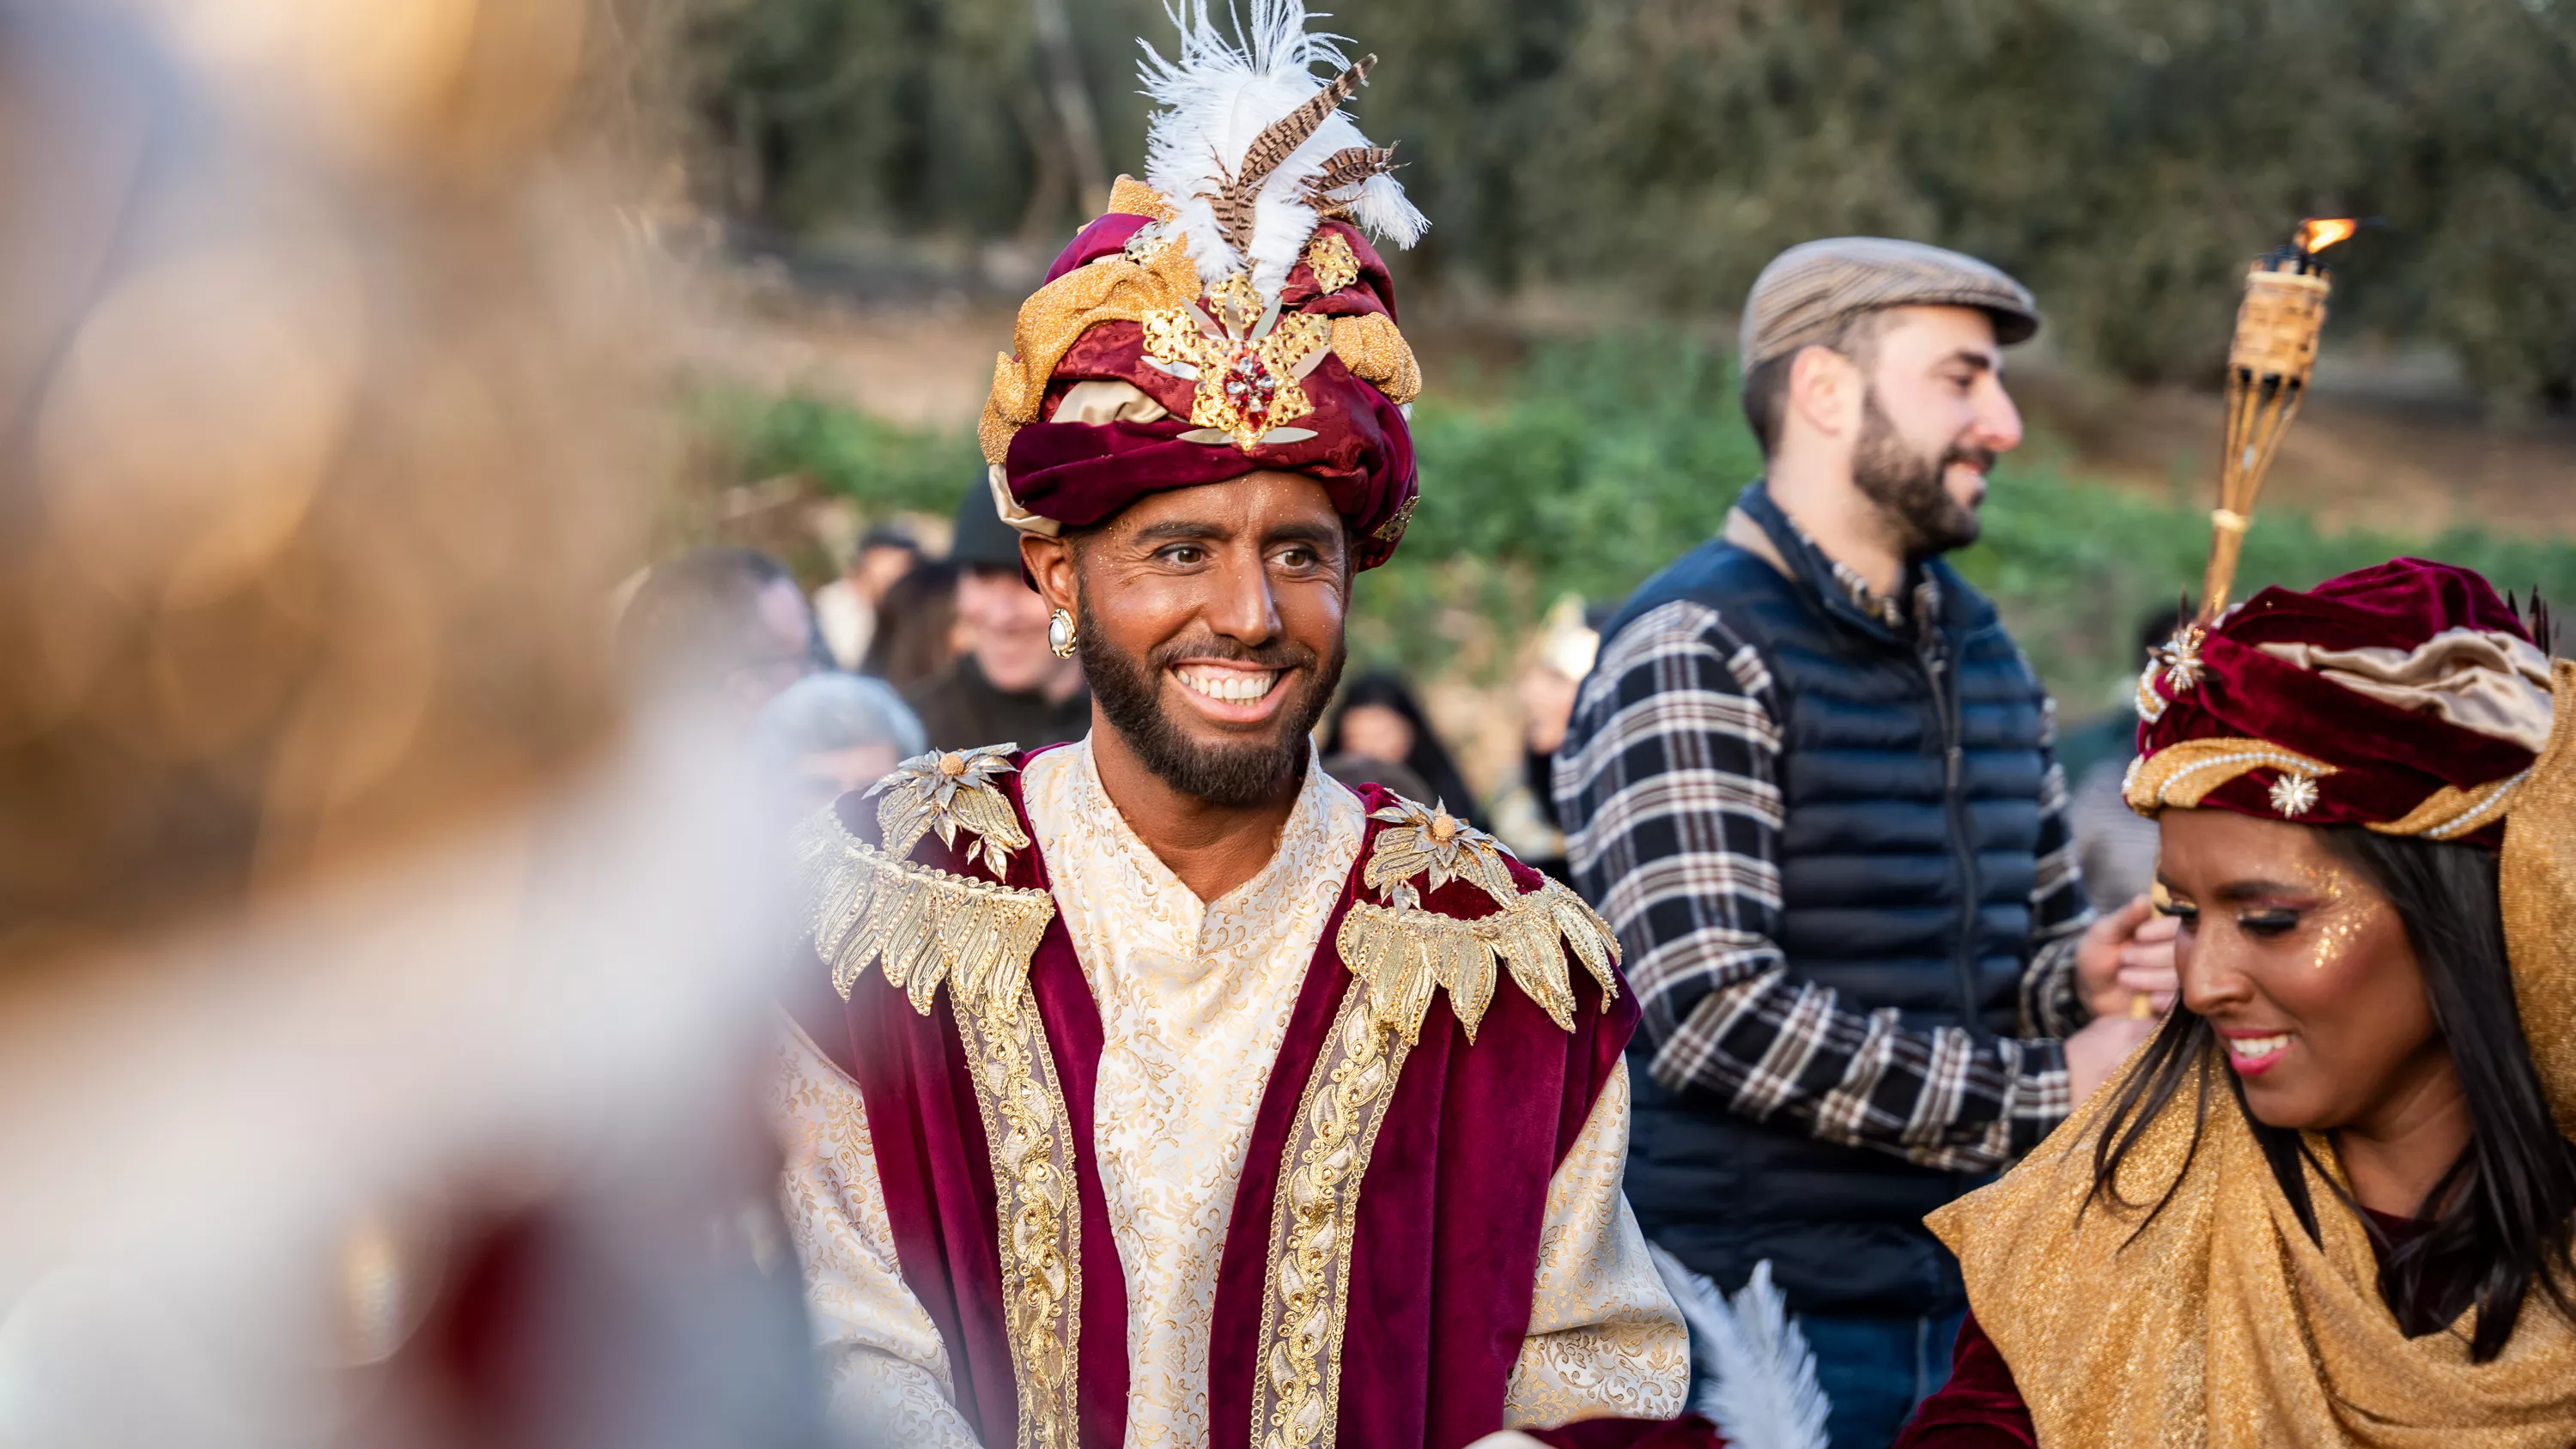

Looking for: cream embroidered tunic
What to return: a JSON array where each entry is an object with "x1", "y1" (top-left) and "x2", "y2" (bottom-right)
[{"x1": 775, "y1": 740, "x2": 1686, "y2": 1449}]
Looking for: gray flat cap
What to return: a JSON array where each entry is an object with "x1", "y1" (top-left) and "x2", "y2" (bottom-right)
[{"x1": 1740, "y1": 237, "x2": 2038, "y2": 368}]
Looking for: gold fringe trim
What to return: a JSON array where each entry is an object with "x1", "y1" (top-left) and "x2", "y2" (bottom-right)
[
  {"x1": 2123, "y1": 737, "x2": 2337, "y2": 815},
  {"x1": 1335, "y1": 876, "x2": 1620, "y2": 1044},
  {"x1": 794, "y1": 810, "x2": 1057, "y2": 1016}
]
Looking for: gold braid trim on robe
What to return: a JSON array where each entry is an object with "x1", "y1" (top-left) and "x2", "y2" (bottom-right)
[
  {"x1": 1928, "y1": 1047, "x2": 2576, "y2": 1448},
  {"x1": 793, "y1": 751, "x2": 1082, "y2": 1449}
]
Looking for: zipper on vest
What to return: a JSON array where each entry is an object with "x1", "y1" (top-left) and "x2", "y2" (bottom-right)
[{"x1": 1917, "y1": 620, "x2": 1979, "y2": 1026}]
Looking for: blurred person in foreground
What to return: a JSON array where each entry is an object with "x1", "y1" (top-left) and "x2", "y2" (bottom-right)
[
  {"x1": 1321, "y1": 670, "x2": 1483, "y2": 828},
  {"x1": 859, "y1": 556, "x2": 961, "y2": 689},
  {"x1": 762, "y1": 9, "x2": 1808, "y2": 1446},
  {"x1": 754, "y1": 672, "x2": 927, "y2": 820},
  {"x1": 1555, "y1": 239, "x2": 2177, "y2": 1448},
  {"x1": 2057, "y1": 603, "x2": 2188, "y2": 912},
  {"x1": 813, "y1": 527, "x2": 923, "y2": 670},
  {"x1": 1900, "y1": 561, "x2": 2576, "y2": 1445},
  {"x1": 901, "y1": 482, "x2": 1088, "y2": 750},
  {"x1": 618, "y1": 546, "x2": 826, "y2": 724},
  {"x1": 0, "y1": 6, "x2": 819, "y2": 1448}
]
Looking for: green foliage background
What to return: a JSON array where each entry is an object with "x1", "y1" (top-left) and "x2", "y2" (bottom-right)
[
  {"x1": 717, "y1": 333, "x2": 2576, "y2": 709},
  {"x1": 689, "y1": 0, "x2": 2576, "y2": 406}
]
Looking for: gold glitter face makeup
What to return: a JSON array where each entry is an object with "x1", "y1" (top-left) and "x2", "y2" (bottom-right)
[
  {"x1": 2294, "y1": 859, "x2": 2386, "y2": 974},
  {"x1": 2158, "y1": 809, "x2": 2445, "y2": 1137}
]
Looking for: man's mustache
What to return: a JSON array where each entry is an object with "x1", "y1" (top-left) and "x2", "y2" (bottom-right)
[
  {"x1": 1942, "y1": 442, "x2": 1998, "y2": 476},
  {"x1": 1146, "y1": 635, "x2": 1317, "y2": 672}
]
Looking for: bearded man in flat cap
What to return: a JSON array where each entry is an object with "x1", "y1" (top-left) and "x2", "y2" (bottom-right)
[
  {"x1": 765, "y1": 9, "x2": 1740, "y2": 1449},
  {"x1": 1552, "y1": 239, "x2": 2181, "y2": 1449}
]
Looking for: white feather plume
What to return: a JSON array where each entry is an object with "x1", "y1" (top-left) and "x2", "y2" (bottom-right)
[
  {"x1": 1137, "y1": 0, "x2": 1427, "y2": 296},
  {"x1": 1648, "y1": 1244, "x2": 1832, "y2": 1449}
]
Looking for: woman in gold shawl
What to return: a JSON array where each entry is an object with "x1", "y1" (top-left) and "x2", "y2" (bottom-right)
[{"x1": 1897, "y1": 558, "x2": 2576, "y2": 1446}]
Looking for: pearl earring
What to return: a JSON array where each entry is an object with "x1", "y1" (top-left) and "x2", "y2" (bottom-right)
[{"x1": 1048, "y1": 608, "x2": 1077, "y2": 659}]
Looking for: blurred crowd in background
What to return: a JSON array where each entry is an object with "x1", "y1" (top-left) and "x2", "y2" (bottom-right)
[{"x1": 626, "y1": 484, "x2": 1623, "y2": 882}]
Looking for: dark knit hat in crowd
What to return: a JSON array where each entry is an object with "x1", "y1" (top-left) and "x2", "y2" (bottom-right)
[{"x1": 949, "y1": 476, "x2": 1029, "y2": 572}]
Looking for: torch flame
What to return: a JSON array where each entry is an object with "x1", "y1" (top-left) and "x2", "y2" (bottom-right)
[{"x1": 2295, "y1": 217, "x2": 2358, "y2": 253}]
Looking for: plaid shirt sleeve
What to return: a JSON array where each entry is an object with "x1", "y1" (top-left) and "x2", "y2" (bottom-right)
[{"x1": 1553, "y1": 599, "x2": 2089, "y2": 1173}]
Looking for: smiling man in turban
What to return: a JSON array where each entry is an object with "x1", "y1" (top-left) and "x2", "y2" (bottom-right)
[{"x1": 768, "y1": 8, "x2": 1711, "y2": 1448}]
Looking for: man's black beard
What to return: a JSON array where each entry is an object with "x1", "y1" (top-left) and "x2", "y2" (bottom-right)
[
  {"x1": 1850, "y1": 387, "x2": 1993, "y2": 557},
  {"x1": 1075, "y1": 582, "x2": 1347, "y2": 809}
]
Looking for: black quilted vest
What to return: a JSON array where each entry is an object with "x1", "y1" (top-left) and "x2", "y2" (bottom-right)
[{"x1": 1600, "y1": 481, "x2": 2050, "y2": 1319}]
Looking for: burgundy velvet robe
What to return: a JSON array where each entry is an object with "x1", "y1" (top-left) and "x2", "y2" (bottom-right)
[{"x1": 783, "y1": 761, "x2": 1637, "y2": 1449}]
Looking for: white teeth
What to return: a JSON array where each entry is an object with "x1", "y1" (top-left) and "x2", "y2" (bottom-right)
[
  {"x1": 2225, "y1": 1034, "x2": 2292, "y2": 1060},
  {"x1": 1175, "y1": 667, "x2": 1279, "y2": 704}
]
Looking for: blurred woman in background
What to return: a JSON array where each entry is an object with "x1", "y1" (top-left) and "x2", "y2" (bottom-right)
[{"x1": 1321, "y1": 671, "x2": 1484, "y2": 828}]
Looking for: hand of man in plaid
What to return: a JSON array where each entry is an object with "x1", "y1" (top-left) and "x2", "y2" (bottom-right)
[{"x1": 2075, "y1": 894, "x2": 2180, "y2": 1019}]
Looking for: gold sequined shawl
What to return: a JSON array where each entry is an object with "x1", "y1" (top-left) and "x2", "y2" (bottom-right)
[{"x1": 1929, "y1": 1052, "x2": 2576, "y2": 1447}]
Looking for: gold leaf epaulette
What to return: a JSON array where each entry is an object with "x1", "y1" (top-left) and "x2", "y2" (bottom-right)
[
  {"x1": 867, "y1": 744, "x2": 1030, "y2": 875},
  {"x1": 794, "y1": 759, "x2": 1055, "y2": 1018},
  {"x1": 1336, "y1": 795, "x2": 1620, "y2": 1042}
]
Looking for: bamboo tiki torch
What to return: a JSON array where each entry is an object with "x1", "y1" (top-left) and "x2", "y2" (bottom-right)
[{"x1": 2196, "y1": 217, "x2": 2359, "y2": 622}]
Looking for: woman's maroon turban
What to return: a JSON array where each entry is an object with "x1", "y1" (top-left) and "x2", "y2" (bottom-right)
[{"x1": 2125, "y1": 559, "x2": 2555, "y2": 846}]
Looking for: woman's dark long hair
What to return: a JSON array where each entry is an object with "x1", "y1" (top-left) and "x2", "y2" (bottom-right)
[
  {"x1": 2090, "y1": 826, "x2": 2576, "y2": 1360},
  {"x1": 1321, "y1": 672, "x2": 1483, "y2": 828}
]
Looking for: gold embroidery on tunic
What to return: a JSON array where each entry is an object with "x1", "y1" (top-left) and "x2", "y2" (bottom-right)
[
  {"x1": 951, "y1": 983, "x2": 1084, "y2": 1449},
  {"x1": 1022, "y1": 742, "x2": 1367, "y2": 1448},
  {"x1": 794, "y1": 810, "x2": 1056, "y2": 1016},
  {"x1": 1247, "y1": 985, "x2": 1412, "y2": 1449}
]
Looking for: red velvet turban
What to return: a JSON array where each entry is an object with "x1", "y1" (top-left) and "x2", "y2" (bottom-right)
[
  {"x1": 976, "y1": 179, "x2": 1422, "y2": 571},
  {"x1": 2126, "y1": 558, "x2": 2555, "y2": 846}
]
